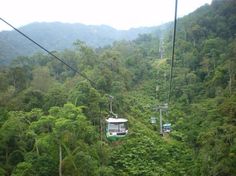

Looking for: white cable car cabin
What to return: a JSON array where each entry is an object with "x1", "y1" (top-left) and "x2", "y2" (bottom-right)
[
  {"x1": 163, "y1": 123, "x2": 171, "y2": 133},
  {"x1": 150, "y1": 117, "x2": 157, "y2": 124},
  {"x1": 106, "y1": 117, "x2": 128, "y2": 141}
]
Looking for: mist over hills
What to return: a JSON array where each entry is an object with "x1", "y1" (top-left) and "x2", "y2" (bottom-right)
[{"x1": 0, "y1": 22, "x2": 165, "y2": 64}]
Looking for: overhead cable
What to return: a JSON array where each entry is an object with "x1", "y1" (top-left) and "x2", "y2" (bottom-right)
[
  {"x1": 0, "y1": 18, "x2": 96, "y2": 86},
  {"x1": 168, "y1": 0, "x2": 178, "y2": 103}
]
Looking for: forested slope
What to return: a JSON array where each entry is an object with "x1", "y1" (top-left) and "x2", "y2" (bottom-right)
[
  {"x1": 0, "y1": 0, "x2": 236, "y2": 175},
  {"x1": 0, "y1": 22, "x2": 161, "y2": 65}
]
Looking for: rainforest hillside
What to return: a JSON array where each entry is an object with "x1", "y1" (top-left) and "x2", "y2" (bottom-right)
[
  {"x1": 0, "y1": 22, "x2": 164, "y2": 65},
  {"x1": 0, "y1": 0, "x2": 236, "y2": 175}
]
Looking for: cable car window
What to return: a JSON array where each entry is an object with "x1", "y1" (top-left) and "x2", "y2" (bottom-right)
[
  {"x1": 119, "y1": 123, "x2": 126, "y2": 131},
  {"x1": 108, "y1": 123, "x2": 119, "y2": 132},
  {"x1": 108, "y1": 122, "x2": 127, "y2": 132}
]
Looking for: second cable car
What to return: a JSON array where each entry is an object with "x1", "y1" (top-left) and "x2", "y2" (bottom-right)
[{"x1": 163, "y1": 123, "x2": 171, "y2": 133}]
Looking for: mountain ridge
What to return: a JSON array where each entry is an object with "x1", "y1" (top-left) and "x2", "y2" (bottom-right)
[{"x1": 0, "y1": 21, "x2": 164, "y2": 64}]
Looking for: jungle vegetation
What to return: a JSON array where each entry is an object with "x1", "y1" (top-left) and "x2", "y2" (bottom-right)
[{"x1": 0, "y1": 0, "x2": 235, "y2": 175}]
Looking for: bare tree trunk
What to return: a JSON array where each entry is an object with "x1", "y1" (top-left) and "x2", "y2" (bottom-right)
[
  {"x1": 229, "y1": 73, "x2": 232, "y2": 95},
  {"x1": 228, "y1": 61, "x2": 234, "y2": 96},
  {"x1": 59, "y1": 144, "x2": 62, "y2": 176},
  {"x1": 35, "y1": 140, "x2": 39, "y2": 156},
  {"x1": 5, "y1": 147, "x2": 9, "y2": 165},
  {"x1": 13, "y1": 76, "x2": 16, "y2": 89}
]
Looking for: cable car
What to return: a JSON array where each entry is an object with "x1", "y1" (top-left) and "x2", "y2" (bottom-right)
[
  {"x1": 106, "y1": 117, "x2": 128, "y2": 141},
  {"x1": 163, "y1": 123, "x2": 171, "y2": 133},
  {"x1": 105, "y1": 95, "x2": 128, "y2": 141},
  {"x1": 150, "y1": 116, "x2": 157, "y2": 124}
]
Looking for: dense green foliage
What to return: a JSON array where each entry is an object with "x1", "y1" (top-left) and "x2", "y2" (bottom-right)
[{"x1": 0, "y1": 0, "x2": 236, "y2": 175}]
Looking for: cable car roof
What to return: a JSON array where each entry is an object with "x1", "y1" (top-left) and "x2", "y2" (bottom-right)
[
  {"x1": 106, "y1": 118, "x2": 128, "y2": 123},
  {"x1": 163, "y1": 123, "x2": 171, "y2": 127}
]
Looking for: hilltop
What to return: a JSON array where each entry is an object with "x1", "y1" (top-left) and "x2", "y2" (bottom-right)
[{"x1": 0, "y1": 22, "x2": 165, "y2": 64}]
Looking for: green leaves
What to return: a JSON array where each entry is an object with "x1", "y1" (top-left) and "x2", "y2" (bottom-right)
[
  {"x1": 111, "y1": 135, "x2": 193, "y2": 176},
  {"x1": 0, "y1": 103, "x2": 102, "y2": 175},
  {"x1": 0, "y1": 1, "x2": 236, "y2": 175}
]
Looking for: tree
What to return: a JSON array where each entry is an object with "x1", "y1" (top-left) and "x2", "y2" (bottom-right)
[
  {"x1": 69, "y1": 81, "x2": 101, "y2": 125},
  {"x1": 31, "y1": 67, "x2": 56, "y2": 92},
  {"x1": 7, "y1": 67, "x2": 30, "y2": 92}
]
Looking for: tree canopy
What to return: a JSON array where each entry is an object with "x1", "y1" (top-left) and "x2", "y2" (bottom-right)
[{"x1": 0, "y1": 0, "x2": 236, "y2": 175}]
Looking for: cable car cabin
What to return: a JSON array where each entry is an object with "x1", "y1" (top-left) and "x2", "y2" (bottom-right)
[
  {"x1": 163, "y1": 123, "x2": 171, "y2": 133},
  {"x1": 150, "y1": 117, "x2": 157, "y2": 124},
  {"x1": 106, "y1": 118, "x2": 128, "y2": 141}
]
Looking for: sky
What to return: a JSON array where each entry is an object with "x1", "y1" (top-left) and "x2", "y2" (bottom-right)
[{"x1": 0, "y1": 0, "x2": 212, "y2": 31}]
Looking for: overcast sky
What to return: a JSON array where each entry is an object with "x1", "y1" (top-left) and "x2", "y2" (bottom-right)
[{"x1": 0, "y1": 0, "x2": 211, "y2": 31}]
